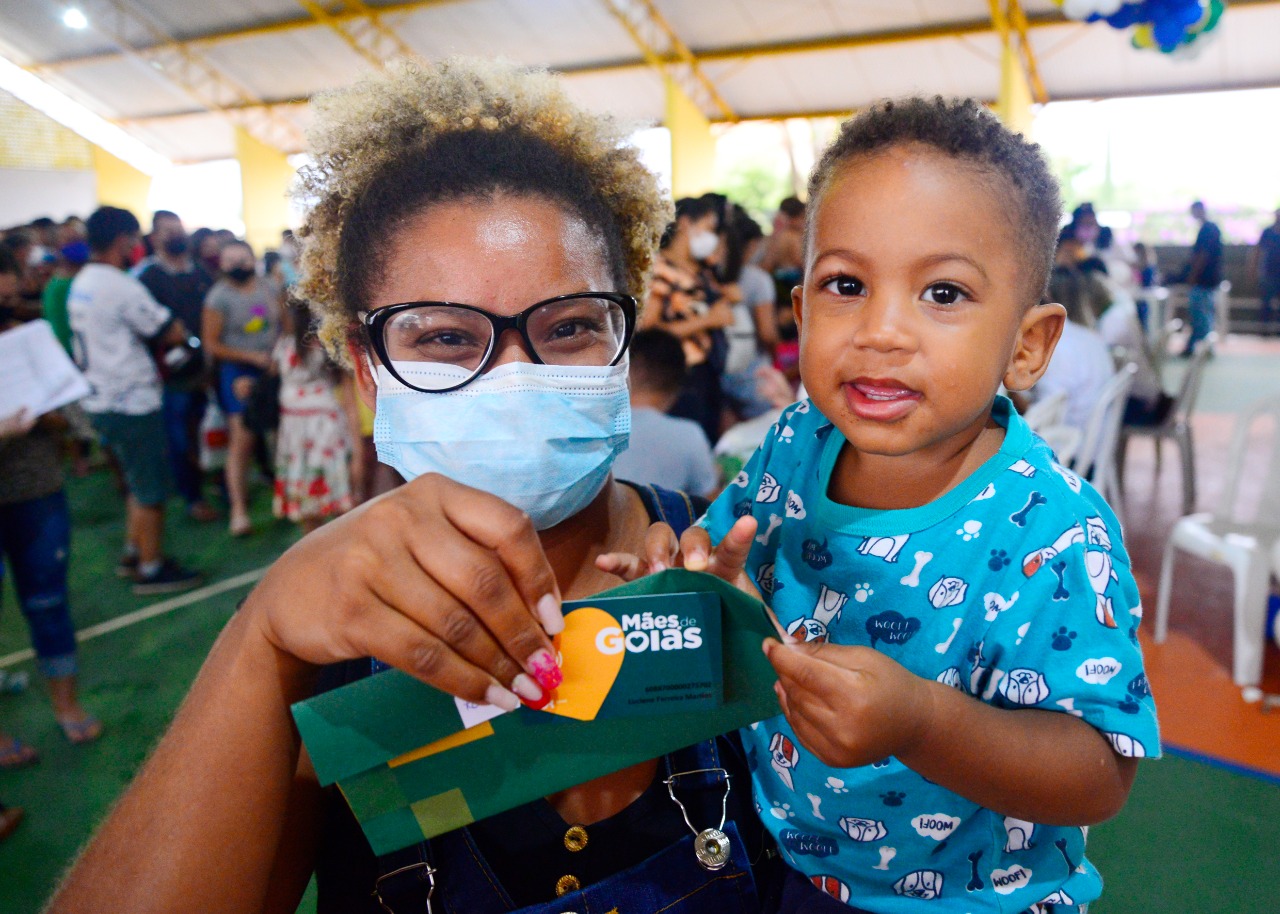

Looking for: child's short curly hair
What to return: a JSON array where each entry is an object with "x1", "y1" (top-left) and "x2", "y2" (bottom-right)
[
  {"x1": 293, "y1": 57, "x2": 672, "y2": 363},
  {"x1": 808, "y1": 96, "x2": 1062, "y2": 302}
]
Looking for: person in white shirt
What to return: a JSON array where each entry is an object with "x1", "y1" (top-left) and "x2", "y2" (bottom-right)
[
  {"x1": 613, "y1": 328, "x2": 719, "y2": 498},
  {"x1": 67, "y1": 207, "x2": 202, "y2": 595},
  {"x1": 1030, "y1": 250, "x2": 1116, "y2": 437}
]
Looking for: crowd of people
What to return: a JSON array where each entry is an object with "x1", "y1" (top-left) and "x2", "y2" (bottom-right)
[{"x1": 0, "y1": 206, "x2": 369, "y2": 837}]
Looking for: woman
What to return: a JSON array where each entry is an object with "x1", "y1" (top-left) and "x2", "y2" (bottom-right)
[
  {"x1": 0, "y1": 249, "x2": 101, "y2": 771},
  {"x1": 48, "y1": 59, "x2": 776, "y2": 914},
  {"x1": 201, "y1": 240, "x2": 282, "y2": 536},
  {"x1": 645, "y1": 197, "x2": 735, "y2": 443}
]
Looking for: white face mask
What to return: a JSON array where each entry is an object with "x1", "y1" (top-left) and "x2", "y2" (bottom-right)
[
  {"x1": 372, "y1": 360, "x2": 631, "y2": 529},
  {"x1": 688, "y1": 229, "x2": 719, "y2": 262}
]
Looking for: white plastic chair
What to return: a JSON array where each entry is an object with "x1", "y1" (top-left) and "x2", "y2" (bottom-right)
[
  {"x1": 1023, "y1": 390, "x2": 1068, "y2": 432},
  {"x1": 1036, "y1": 423, "x2": 1081, "y2": 468},
  {"x1": 1070, "y1": 363, "x2": 1137, "y2": 521},
  {"x1": 1119, "y1": 332, "x2": 1215, "y2": 516},
  {"x1": 1155, "y1": 394, "x2": 1280, "y2": 688},
  {"x1": 1213, "y1": 280, "x2": 1233, "y2": 340},
  {"x1": 1149, "y1": 317, "x2": 1183, "y2": 379}
]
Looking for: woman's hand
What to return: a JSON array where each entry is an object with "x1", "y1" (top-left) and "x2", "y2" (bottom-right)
[
  {"x1": 244, "y1": 472, "x2": 566, "y2": 709},
  {"x1": 704, "y1": 299, "x2": 735, "y2": 330},
  {"x1": 596, "y1": 515, "x2": 761, "y2": 600}
]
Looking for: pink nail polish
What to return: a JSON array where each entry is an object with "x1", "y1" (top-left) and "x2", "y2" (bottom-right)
[{"x1": 527, "y1": 649, "x2": 563, "y2": 691}]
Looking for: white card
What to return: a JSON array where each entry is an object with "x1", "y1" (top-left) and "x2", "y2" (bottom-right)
[{"x1": 453, "y1": 696, "x2": 510, "y2": 730}]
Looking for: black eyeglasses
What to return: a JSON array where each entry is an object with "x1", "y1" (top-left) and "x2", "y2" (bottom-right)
[{"x1": 361, "y1": 292, "x2": 637, "y2": 393}]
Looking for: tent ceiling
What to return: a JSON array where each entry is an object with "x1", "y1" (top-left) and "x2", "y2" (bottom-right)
[{"x1": 2, "y1": 0, "x2": 1278, "y2": 163}]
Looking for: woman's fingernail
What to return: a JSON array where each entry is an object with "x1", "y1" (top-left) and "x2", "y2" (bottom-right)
[
  {"x1": 510, "y1": 673, "x2": 544, "y2": 703},
  {"x1": 527, "y1": 649, "x2": 563, "y2": 691},
  {"x1": 536, "y1": 594, "x2": 564, "y2": 636},
  {"x1": 652, "y1": 560, "x2": 668, "y2": 573},
  {"x1": 485, "y1": 683, "x2": 521, "y2": 712},
  {"x1": 522, "y1": 691, "x2": 552, "y2": 711},
  {"x1": 686, "y1": 549, "x2": 708, "y2": 571}
]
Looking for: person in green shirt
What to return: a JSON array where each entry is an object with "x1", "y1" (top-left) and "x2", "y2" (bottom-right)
[{"x1": 41, "y1": 240, "x2": 89, "y2": 355}]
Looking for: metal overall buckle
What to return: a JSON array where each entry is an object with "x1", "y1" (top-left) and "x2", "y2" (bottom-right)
[
  {"x1": 664, "y1": 766, "x2": 732, "y2": 871},
  {"x1": 372, "y1": 861, "x2": 437, "y2": 914}
]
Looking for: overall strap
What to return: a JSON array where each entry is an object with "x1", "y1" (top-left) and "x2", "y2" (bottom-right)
[{"x1": 623, "y1": 481, "x2": 709, "y2": 538}]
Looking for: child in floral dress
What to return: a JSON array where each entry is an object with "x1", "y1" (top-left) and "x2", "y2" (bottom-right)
[{"x1": 272, "y1": 302, "x2": 363, "y2": 533}]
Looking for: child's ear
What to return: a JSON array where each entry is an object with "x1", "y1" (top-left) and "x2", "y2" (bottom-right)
[
  {"x1": 348, "y1": 338, "x2": 378, "y2": 411},
  {"x1": 791, "y1": 284, "x2": 805, "y2": 332},
  {"x1": 1004, "y1": 302, "x2": 1065, "y2": 392}
]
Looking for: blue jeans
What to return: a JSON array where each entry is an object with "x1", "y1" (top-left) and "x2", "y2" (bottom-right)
[
  {"x1": 0, "y1": 491, "x2": 77, "y2": 678},
  {"x1": 1260, "y1": 276, "x2": 1280, "y2": 326},
  {"x1": 1186, "y1": 285, "x2": 1215, "y2": 352},
  {"x1": 163, "y1": 387, "x2": 208, "y2": 506}
]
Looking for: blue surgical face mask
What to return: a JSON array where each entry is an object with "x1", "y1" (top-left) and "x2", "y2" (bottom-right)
[{"x1": 372, "y1": 359, "x2": 631, "y2": 530}]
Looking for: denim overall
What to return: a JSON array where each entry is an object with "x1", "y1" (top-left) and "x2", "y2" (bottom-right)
[{"x1": 369, "y1": 738, "x2": 762, "y2": 914}]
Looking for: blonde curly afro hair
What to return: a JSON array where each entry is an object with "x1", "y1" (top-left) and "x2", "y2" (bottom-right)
[{"x1": 293, "y1": 57, "x2": 672, "y2": 363}]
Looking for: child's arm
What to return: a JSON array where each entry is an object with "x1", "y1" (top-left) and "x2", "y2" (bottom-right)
[{"x1": 764, "y1": 638, "x2": 1137, "y2": 825}]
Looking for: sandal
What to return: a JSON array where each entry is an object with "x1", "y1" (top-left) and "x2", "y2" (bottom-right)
[
  {"x1": 229, "y1": 515, "x2": 253, "y2": 537},
  {"x1": 0, "y1": 736, "x2": 39, "y2": 769},
  {"x1": 58, "y1": 715, "x2": 103, "y2": 745}
]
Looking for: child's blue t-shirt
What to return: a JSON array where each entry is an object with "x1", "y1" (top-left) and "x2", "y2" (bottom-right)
[{"x1": 700, "y1": 396, "x2": 1160, "y2": 913}]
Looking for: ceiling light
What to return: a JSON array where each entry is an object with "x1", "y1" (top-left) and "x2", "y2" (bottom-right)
[{"x1": 62, "y1": 8, "x2": 89, "y2": 30}]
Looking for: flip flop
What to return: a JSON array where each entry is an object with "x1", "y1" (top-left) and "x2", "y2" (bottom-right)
[
  {"x1": 0, "y1": 737, "x2": 39, "y2": 769},
  {"x1": 58, "y1": 715, "x2": 103, "y2": 745}
]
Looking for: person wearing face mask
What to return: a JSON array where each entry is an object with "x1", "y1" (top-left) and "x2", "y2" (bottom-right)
[
  {"x1": 645, "y1": 197, "x2": 735, "y2": 443},
  {"x1": 47, "y1": 58, "x2": 782, "y2": 914},
  {"x1": 201, "y1": 240, "x2": 283, "y2": 536},
  {"x1": 67, "y1": 207, "x2": 203, "y2": 595},
  {"x1": 188, "y1": 227, "x2": 224, "y2": 278},
  {"x1": 135, "y1": 211, "x2": 218, "y2": 522}
]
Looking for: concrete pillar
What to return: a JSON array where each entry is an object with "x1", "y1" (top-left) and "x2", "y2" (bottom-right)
[
  {"x1": 234, "y1": 127, "x2": 294, "y2": 256},
  {"x1": 665, "y1": 78, "x2": 716, "y2": 199},
  {"x1": 995, "y1": 36, "x2": 1033, "y2": 136}
]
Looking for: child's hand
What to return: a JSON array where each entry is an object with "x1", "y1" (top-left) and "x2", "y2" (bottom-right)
[
  {"x1": 595, "y1": 515, "x2": 761, "y2": 598},
  {"x1": 765, "y1": 639, "x2": 934, "y2": 769}
]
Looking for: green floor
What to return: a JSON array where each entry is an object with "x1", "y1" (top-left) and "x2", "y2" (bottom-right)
[{"x1": 2, "y1": 463, "x2": 1279, "y2": 913}]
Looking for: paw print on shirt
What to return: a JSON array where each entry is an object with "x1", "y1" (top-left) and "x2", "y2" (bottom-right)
[
  {"x1": 854, "y1": 583, "x2": 874, "y2": 603},
  {"x1": 957, "y1": 520, "x2": 982, "y2": 541},
  {"x1": 825, "y1": 776, "x2": 850, "y2": 794},
  {"x1": 1051, "y1": 627, "x2": 1078, "y2": 651},
  {"x1": 770, "y1": 801, "x2": 796, "y2": 820},
  {"x1": 880, "y1": 791, "x2": 906, "y2": 807},
  {"x1": 988, "y1": 549, "x2": 1010, "y2": 571}
]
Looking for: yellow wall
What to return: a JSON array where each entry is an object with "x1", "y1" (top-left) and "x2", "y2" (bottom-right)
[
  {"x1": 91, "y1": 146, "x2": 152, "y2": 217},
  {"x1": 235, "y1": 127, "x2": 295, "y2": 256},
  {"x1": 665, "y1": 79, "x2": 716, "y2": 199}
]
